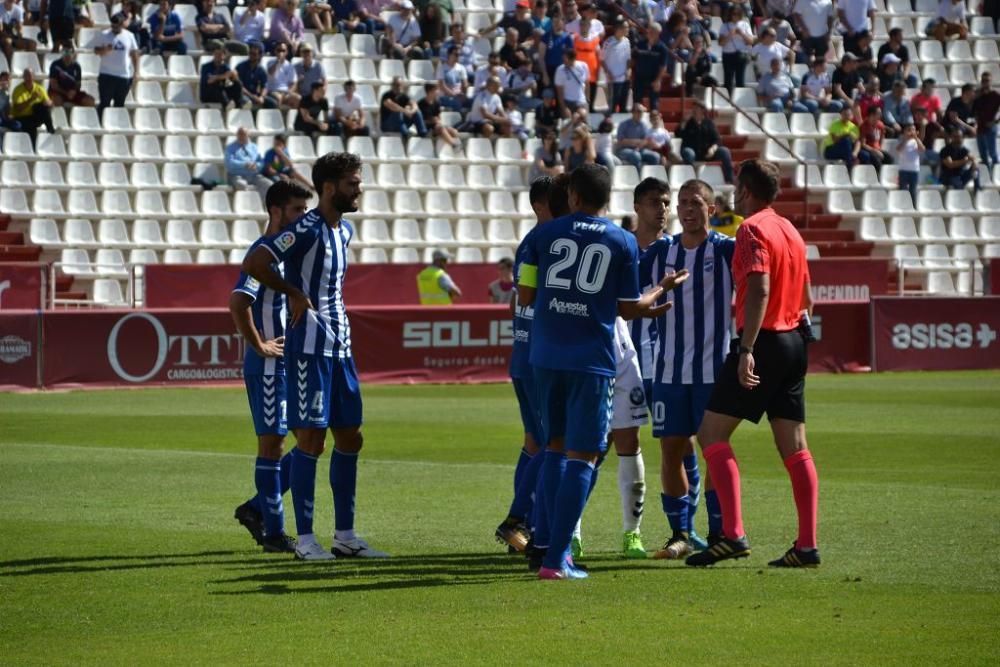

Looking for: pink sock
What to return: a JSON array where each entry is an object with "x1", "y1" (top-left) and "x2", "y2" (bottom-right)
[
  {"x1": 784, "y1": 449, "x2": 819, "y2": 550},
  {"x1": 703, "y1": 442, "x2": 744, "y2": 539}
]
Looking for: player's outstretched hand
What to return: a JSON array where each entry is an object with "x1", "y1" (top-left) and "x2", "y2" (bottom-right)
[
  {"x1": 633, "y1": 287, "x2": 674, "y2": 319},
  {"x1": 288, "y1": 290, "x2": 315, "y2": 328},
  {"x1": 658, "y1": 269, "x2": 690, "y2": 292},
  {"x1": 258, "y1": 336, "x2": 284, "y2": 358}
]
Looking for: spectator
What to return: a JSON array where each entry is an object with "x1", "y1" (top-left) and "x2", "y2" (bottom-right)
[
  {"x1": 417, "y1": 249, "x2": 462, "y2": 305},
  {"x1": 856, "y1": 77, "x2": 884, "y2": 121},
  {"x1": 383, "y1": 0, "x2": 424, "y2": 61},
  {"x1": 0, "y1": 71, "x2": 19, "y2": 132},
  {"x1": 261, "y1": 133, "x2": 313, "y2": 189},
  {"x1": 679, "y1": 102, "x2": 734, "y2": 182},
  {"x1": 763, "y1": 12, "x2": 798, "y2": 51},
  {"x1": 554, "y1": 47, "x2": 590, "y2": 116},
  {"x1": 567, "y1": 2, "x2": 603, "y2": 40},
  {"x1": 507, "y1": 53, "x2": 541, "y2": 111},
  {"x1": 837, "y1": 0, "x2": 875, "y2": 54},
  {"x1": 943, "y1": 83, "x2": 976, "y2": 136},
  {"x1": 792, "y1": 0, "x2": 835, "y2": 63},
  {"x1": 602, "y1": 17, "x2": 631, "y2": 113},
  {"x1": 846, "y1": 29, "x2": 875, "y2": 83},
  {"x1": 535, "y1": 87, "x2": 561, "y2": 136},
  {"x1": 437, "y1": 46, "x2": 470, "y2": 111},
  {"x1": 800, "y1": 57, "x2": 843, "y2": 113},
  {"x1": 822, "y1": 105, "x2": 861, "y2": 167},
  {"x1": 718, "y1": 5, "x2": 753, "y2": 91},
  {"x1": 45, "y1": 0, "x2": 75, "y2": 53},
  {"x1": 684, "y1": 34, "x2": 717, "y2": 96},
  {"x1": 9, "y1": 68, "x2": 53, "y2": 144},
  {"x1": 632, "y1": 22, "x2": 668, "y2": 110},
  {"x1": 927, "y1": 0, "x2": 968, "y2": 44},
  {"x1": 562, "y1": 0, "x2": 581, "y2": 32},
  {"x1": 758, "y1": 57, "x2": 809, "y2": 112},
  {"x1": 439, "y1": 22, "x2": 476, "y2": 69},
  {"x1": 225, "y1": 126, "x2": 271, "y2": 194},
  {"x1": 121, "y1": 0, "x2": 150, "y2": 52},
  {"x1": 709, "y1": 193, "x2": 743, "y2": 236},
  {"x1": 270, "y1": 0, "x2": 306, "y2": 55},
  {"x1": 620, "y1": 214, "x2": 637, "y2": 232},
  {"x1": 876, "y1": 53, "x2": 906, "y2": 94},
  {"x1": 200, "y1": 46, "x2": 243, "y2": 108},
  {"x1": 883, "y1": 80, "x2": 913, "y2": 138},
  {"x1": 529, "y1": 129, "x2": 564, "y2": 181},
  {"x1": 531, "y1": 0, "x2": 551, "y2": 33},
  {"x1": 197, "y1": 0, "x2": 247, "y2": 54},
  {"x1": 294, "y1": 43, "x2": 326, "y2": 98},
  {"x1": 662, "y1": 12, "x2": 693, "y2": 77},
  {"x1": 418, "y1": 82, "x2": 461, "y2": 147},
  {"x1": 648, "y1": 108, "x2": 679, "y2": 164},
  {"x1": 859, "y1": 104, "x2": 892, "y2": 169},
  {"x1": 876, "y1": 27, "x2": 918, "y2": 88},
  {"x1": 938, "y1": 128, "x2": 979, "y2": 189},
  {"x1": 295, "y1": 81, "x2": 337, "y2": 135},
  {"x1": 234, "y1": 0, "x2": 267, "y2": 45},
  {"x1": 911, "y1": 78, "x2": 943, "y2": 124},
  {"x1": 895, "y1": 123, "x2": 924, "y2": 203},
  {"x1": 622, "y1": 0, "x2": 654, "y2": 27},
  {"x1": 95, "y1": 13, "x2": 140, "y2": 113},
  {"x1": 504, "y1": 94, "x2": 529, "y2": 140},
  {"x1": 540, "y1": 14, "x2": 574, "y2": 86},
  {"x1": 72, "y1": 0, "x2": 94, "y2": 28},
  {"x1": 913, "y1": 104, "x2": 942, "y2": 173},
  {"x1": 419, "y1": 2, "x2": 447, "y2": 52},
  {"x1": 593, "y1": 114, "x2": 617, "y2": 168},
  {"x1": 751, "y1": 27, "x2": 795, "y2": 79},
  {"x1": 564, "y1": 124, "x2": 598, "y2": 170},
  {"x1": 488, "y1": 258, "x2": 516, "y2": 304},
  {"x1": 573, "y1": 16, "x2": 601, "y2": 110},
  {"x1": 48, "y1": 47, "x2": 94, "y2": 107},
  {"x1": 499, "y1": 26, "x2": 522, "y2": 69},
  {"x1": 236, "y1": 41, "x2": 268, "y2": 110},
  {"x1": 973, "y1": 71, "x2": 1000, "y2": 172},
  {"x1": 148, "y1": 0, "x2": 187, "y2": 55},
  {"x1": 1, "y1": 0, "x2": 36, "y2": 65},
  {"x1": 333, "y1": 80, "x2": 370, "y2": 136},
  {"x1": 614, "y1": 104, "x2": 658, "y2": 168},
  {"x1": 465, "y1": 75, "x2": 508, "y2": 137},
  {"x1": 303, "y1": 0, "x2": 335, "y2": 33},
  {"x1": 474, "y1": 52, "x2": 509, "y2": 93},
  {"x1": 264, "y1": 43, "x2": 300, "y2": 108},
  {"x1": 831, "y1": 53, "x2": 863, "y2": 108},
  {"x1": 379, "y1": 75, "x2": 427, "y2": 136},
  {"x1": 356, "y1": 0, "x2": 387, "y2": 34},
  {"x1": 481, "y1": 0, "x2": 534, "y2": 41}
]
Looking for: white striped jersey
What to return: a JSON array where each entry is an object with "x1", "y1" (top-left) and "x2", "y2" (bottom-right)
[
  {"x1": 233, "y1": 237, "x2": 286, "y2": 376},
  {"x1": 629, "y1": 236, "x2": 667, "y2": 381},
  {"x1": 263, "y1": 209, "x2": 354, "y2": 359},
  {"x1": 641, "y1": 231, "x2": 736, "y2": 385}
]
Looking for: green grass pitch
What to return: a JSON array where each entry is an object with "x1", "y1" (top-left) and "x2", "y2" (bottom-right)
[{"x1": 1, "y1": 372, "x2": 999, "y2": 665}]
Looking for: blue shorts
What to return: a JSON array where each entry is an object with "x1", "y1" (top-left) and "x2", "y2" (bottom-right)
[
  {"x1": 533, "y1": 368, "x2": 613, "y2": 454},
  {"x1": 512, "y1": 374, "x2": 545, "y2": 445},
  {"x1": 245, "y1": 374, "x2": 288, "y2": 437},
  {"x1": 288, "y1": 354, "x2": 363, "y2": 430},
  {"x1": 652, "y1": 383, "x2": 715, "y2": 438}
]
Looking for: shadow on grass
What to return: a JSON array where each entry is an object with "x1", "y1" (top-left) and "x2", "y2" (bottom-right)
[{"x1": 0, "y1": 550, "x2": 260, "y2": 578}]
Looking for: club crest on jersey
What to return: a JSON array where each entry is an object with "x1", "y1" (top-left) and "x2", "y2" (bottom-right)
[
  {"x1": 629, "y1": 386, "x2": 645, "y2": 407},
  {"x1": 275, "y1": 231, "x2": 296, "y2": 251},
  {"x1": 704, "y1": 259, "x2": 714, "y2": 272}
]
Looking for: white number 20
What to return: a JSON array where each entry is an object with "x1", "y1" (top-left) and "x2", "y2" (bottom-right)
[{"x1": 545, "y1": 239, "x2": 611, "y2": 294}]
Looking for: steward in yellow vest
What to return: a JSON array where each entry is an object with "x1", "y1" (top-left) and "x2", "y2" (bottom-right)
[{"x1": 417, "y1": 249, "x2": 463, "y2": 305}]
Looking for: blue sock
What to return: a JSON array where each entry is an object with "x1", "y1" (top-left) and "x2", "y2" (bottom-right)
[
  {"x1": 248, "y1": 450, "x2": 295, "y2": 513},
  {"x1": 255, "y1": 457, "x2": 284, "y2": 537},
  {"x1": 330, "y1": 449, "x2": 358, "y2": 532},
  {"x1": 531, "y1": 465, "x2": 550, "y2": 547},
  {"x1": 684, "y1": 453, "x2": 701, "y2": 533},
  {"x1": 290, "y1": 448, "x2": 318, "y2": 536},
  {"x1": 513, "y1": 448, "x2": 532, "y2": 494},
  {"x1": 541, "y1": 450, "x2": 567, "y2": 548},
  {"x1": 542, "y1": 459, "x2": 595, "y2": 570},
  {"x1": 661, "y1": 493, "x2": 689, "y2": 534},
  {"x1": 508, "y1": 450, "x2": 543, "y2": 521},
  {"x1": 705, "y1": 489, "x2": 723, "y2": 536}
]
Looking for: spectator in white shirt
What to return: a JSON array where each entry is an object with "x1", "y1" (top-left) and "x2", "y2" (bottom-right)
[
  {"x1": 506, "y1": 53, "x2": 541, "y2": 111},
  {"x1": 799, "y1": 56, "x2": 844, "y2": 113},
  {"x1": 95, "y1": 13, "x2": 140, "y2": 113},
  {"x1": 234, "y1": 0, "x2": 267, "y2": 45},
  {"x1": 792, "y1": 0, "x2": 834, "y2": 63},
  {"x1": 333, "y1": 79, "x2": 370, "y2": 136},
  {"x1": 438, "y1": 22, "x2": 477, "y2": 70},
  {"x1": 465, "y1": 75, "x2": 508, "y2": 137},
  {"x1": 928, "y1": 0, "x2": 969, "y2": 43},
  {"x1": 473, "y1": 52, "x2": 509, "y2": 92},
  {"x1": 895, "y1": 123, "x2": 924, "y2": 203},
  {"x1": 437, "y1": 45, "x2": 470, "y2": 111},
  {"x1": 837, "y1": 0, "x2": 875, "y2": 54},
  {"x1": 554, "y1": 47, "x2": 590, "y2": 116},
  {"x1": 265, "y1": 42, "x2": 301, "y2": 108},
  {"x1": 566, "y1": 2, "x2": 603, "y2": 39},
  {"x1": 751, "y1": 27, "x2": 794, "y2": 78},
  {"x1": 601, "y1": 17, "x2": 631, "y2": 113},
  {"x1": 383, "y1": 0, "x2": 424, "y2": 61},
  {"x1": 719, "y1": 4, "x2": 753, "y2": 91}
]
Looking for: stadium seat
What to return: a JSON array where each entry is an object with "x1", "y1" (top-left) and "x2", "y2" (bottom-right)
[
  {"x1": 949, "y1": 216, "x2": 978, "y2": 241},
  {"x1": 196, "y1": 249, "x2": 226, "y2": 264},
  {"x1": 884, "y1": 190, "x2": 915, "y2": 215},
  {"x1": 975, "y1": 39, "x2": 1000, "y2": 63},
  {"x1": 166, "y1": 220, "x2": 198, "y2": 248},
  {"x1": 227, "y1": 248, "x2": 245, "y2": 264},
  {"x1": 980, "y1": 216, "x2": 1000, "y2": 241},
  {"x1": 164, "y1": 249, "x2": 194, "y2": 264},
  {"x1": 487, "y1": 246, "x2": 516, "y2": 263},
  {"x1": 360, "y1": 219, "x2": 391, "y2": 245},
  {"x1": 496, "y1": 165, "x2": 526, "y2": 189},
  {"x1": 926, "y1": 272, "x2": 957, "y2": 294},
  {"x1": 922, "y1": 244, "x2": 953, "y2": 269},
  {"x1": 359, "y1": 247, "x2": 388, "y2": 263},
  {"x1": 669, "y1": 165, "x2": 697, "y2": 186},
  {"x1": 956, "y1": 269, "x2": 984, "y2": 295},
  {"x1": 859, "y1": 216, "x2": 890, "y2": 243},
  {"x1": 763, "y1": 138, "x2": 796, "y2": 163},
  {"x1": 698, "y1": 165, "x2": 728, "y2": 189},
  {"x1": 93, "y1": 279, "x2": 127, "y2": 306},
  {"x1": 316, "y1": 135, "x2": 345, "y2": 156},
  {"x1": 199, "y1": 219, "x2": 232, "y2": 248},
  {"x1": 202, "y1": 191, "x2": 234, "y2": 218},
  {"x1": 984, "y1": 244, "x2": 1000, "y2": 258},
  {"x1": 128, "y1": 162, "x2": 160, "y2": 190},
  {"x1": 392, "y1": 219, "x2": 422, "y2": 244},
  {"x1": 133, "y1": 219, "x2": 167, "y2": 248},
  {"x1": 133, "y1": 135, "x2": 164, "y2": 161},
  {"x1": 64, "y1": 219, "x2": 98, "y2": 248},
  {"x1": 134, "y1": 81, "x2": 166, "y2": 107},
  {"x1": 168, "y1": 191, "x2": 200, "y2": 219},
  {"x1": 889, "y1": 216, "x2": 920, "y2": 241},
  {"x1": 195, "y1": 136, "x2": 224, "y2": 162},
  {"x1": 467, "y1": 165, "x2": 494, "y2": 189},
  {"x1": 103, "y1": 107, "x2": 134, "y2": 134},
  {"x1": 790, "y1": 113, "x2": 821, "y2": 138},
  {"x1": 457, "y1": 191, "x2": 486, "y2": 217},
  {"x1": 407, "y1": 137, "x2": 437, "y2": 162},
  {"x1": 232, "y1": 220, "x2": 262, "y2": 247},
  {"x1": 945, "y1": 190, "x2": 977, "y2": 216},
  {"x1": 794, "y1": 164, "x2": 825, "y2": 190},
  {"x1": 0, "y1": 189, "x2": 29, "y2": 216},
  {"x1": 100, "y1": 190, "x2": 133, "y2": 218},
  {"x1": 135, "y1": 190, "x2": 167, "y2": 218},
  {"x1": 455, "y1": 247, "x2": 483, "y2": 263},
  {"x1": 59, "y1": 248, "x2": 92, "y2": 275},
  {"x1": 466, "y1": 138, "x2": 496, "y2": 164},
  {"x1": 404, "y1": 163, "x2": 434, "y2": 189},
  {"x1": 321, "y1": 33, "x2": 349, "y2": 57},
  {"x1": 391, "y1": 247, "x2": 420, "y2": 264},
  {"x1": 917, "y1": 190, "x2": 945, "y2": 216},
  {"x1": 33, "y1": 161, "x2": 67, "y2": 189},
  {"x1": 918, "y1": 216, "x2": 949, "y2": 241},
  {"x1": 893, "y1": 243, "x2": 921, "y2": 269},
  {"x1": 851, "y1": 165, "x2": 880, "y2": 190},
  {"x1": 68, "y1": 133, "x2": 98, "y2": 160},
  {"x1": 98, "y1": 219, "x2": 130, "y2": 248},
  {"x1": 33, "y1": 189, "x2": 66, "y2": 218},
  {"x1": 94, "y1": 249, "x2": 128, "y2": 278},
  {"x1": 347, "y1": 136, "x2": 377, "y2": 162},
  {"x1": 425, "y1": 218, "x2": 456, "y2": 244},
  {"x1": 165, "y1": 136, "x2": 196, "y2": 162},
  {"x1": 3, "y1": 132, "x2": 35, "y2": 159},
  {"x1": 487, "y1": 219, "x2": 518, "y2": 244},
  {"x1": 362, "y1": 190, "x2": 392, "y2": 216},
  {"x1": 377, "y1": 135, "x2": 407, "y2": 163},
  {"x1": 139, "y1": 54, "x2": 168, "y2": 80},
  {"x1": 233, "y1": 191, "x2": 264, "y2": 218},
  {"x1": 610, "y1": 190, "x2": 634, "y2": 218},
  {"x1": 762, "y1": 112, "x2": 791, "y2": 137},
  {"x1": 953, "y1": 243, "x2": 982, "y2": 267},
  {"x1": 496, "y1": 138, "x2": 526, "y2": 163},
  {"x1": 827, "y1": 189, "x2": 858, "y2": 216},
  {"x1": 29, "y1": 218, "x2": 62, "y2": 247},
  {"x1": 487, "y1": 191, "x2": 518, "y2": 217},
  {"x1": 426, "y1": 191, "x2": 456, "y2": 217},
  {"x1": 166, "y1": 82, "x2": 197, "y2": 107},
  {"x1": 518, "y1": 218, "x2": 534, "y2": 240},
  {"x1": 101, "y1": 134, "x2": 133, "y2": 162},
  {"x1": 133, "y1": 107, "x2": 164, "y2": 134},
  {"x1": 394, "y1": 190, "x2": 425, "y2": 217},
  {"x1": 350, "y1": 33, "x2": 378, "y2": 58}
]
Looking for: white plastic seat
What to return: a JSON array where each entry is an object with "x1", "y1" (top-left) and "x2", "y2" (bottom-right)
[
  {"x1": 392, "y1": 219, "x2": 421, "y2": 244},
  {"x1": 379, "y1": 58, "x2": 406, "y2": 83},
  {"x1": 98, "y1": 134, "x2": 131, "y2": 161},
  {"x1": 96, "y1": 190, "x2": 131, "y2": 218},
  {"x1": 359, "y1": 247, "x2": 388, "y2": 263},
  {"x1": 133, "y1": 107, "x2": 164, "y2": 134},
  {"x1": 227, "y1": 108, "x2": 256, "y2": 134},
  {"x1": 407, "y1": 137, "x2": 437, "y2": 161},
  {"x1": 466, "y1": 165, "x2": 495, "y2": 189},
  {"x1": 377, "y1": 135, "x2": 406, "y2": 163},
  {"x1": 893, "y1": 243, "x2": 921, "y2": 269},
  {"x1": 763, "y1": 138, "x2": 796, "y2": 163},
  {"x1": 133, "y1": 220, "x2": 166, "y2": 248},
  {"x1": 790, "y1": 113, "x2": 820, "y2": 138},
  {"x1": 858, "y1": 216, "x2": 890, "y2": 242},
  {"x1": 390, "y1": 247, "x2": 420, "y2": 264},
  {"x1": 949, "y1": 216, "x2": 978, "y2": 241},
  {"x1": 165, "y1": 82, "x2": 197, "y2": 107},
  {"x1": 885, "y1": 190, "x2": 915, "y2": 215},
  {"x1": 68, "y1": 133, "x2": 99, "y2": 160},
  {"x1": 918, "y1": 216, "x2": 949, "y2": 241},
  {"x1": 496, "y1": 138, "x2": 526, "y2": 163},
  {"x1": 850, "y1": 165, "x2": 880, "y2": 190},
  {"x1": 226, "y1": 248, "x2": 245, "y2": 264},
  {"x1": 134, "y1": 81, "x2": 166, "y2": 107},
  {"x1": 794, "y1": 164, "x2": 825, "y2": 190},
  {"x1": 168, "y1": 191, "x2": 200, "y2": 218},
  {"x1": 286, "y1": 135, "x2": 317, "y2": 163},
  {"x1": 128, "y1": 162, "x2": 161, "y2": 190},
  {"x1": 762, "y1": 112, "x2": 791, "y2": 137},
  {"x1": 394, "y1": 190, "x2": 424, "y2": 217},
  {"x1": 163, "y1": 249, "x2": 194, "y2": 264},
  {"x1": 70, "y1": 106, "x2": 101, "y2": 133},
  {"x1": 425, "y1": 218, "x2": 456, "y2": 244},
  {"x1": 64, "y1": 219, "x2": 98, "y2": 248},
  {"x1": 347, "y1": 136, "x2": 377, "y2": 162},
  {"x1": 980, "y1": 216, "x2": 1000, "y2": 241},
  {"x1": 455, "y1": 247, "x2": 483, "y2": 263},
  {"x1": 922, "y1": 244, "x2": 953, "y2": 269},
  {"x1": 33, "y1": 189, "x2": 66, "y2": 217},
  {"x1": 496, "y1": 165, "x2": 526, "y2": 189},
  {"x1": 59, "y1": 248, "x2": 93, "y2": 275},
  {"x1": 360, "y1": 219, "x2": 391, "y2": 244},
  {"x1": 133, "y1": 135, "x2": 164, "y2": 161},
  {"x1": 669, "y1": 165, "x2": 697, "y2": 187},
  {"x1": 161, "y1": 108, "x2": 196, "y2": 136},
  {"x1": 195, "y1": 136, "x2": 224, "y2": 162},
  {"x1": 29, "y1": 218, "x2": 61, "y2": 247},
  {"x1": 917, "y1": 190, "x2": 945, "y2": 216},
  {"x1": 94, "y1": 249, "x2": 127, "y2": 277},
  {"x1": 609, "y1": 191, "x2": 634, "y2": 218},
  {"x1": 92, "y1": 279, "x2": 126, "y2": 306},
  {"x1": 956, "y1": 269, "x2": 984, "y2": 295},
  {"x1": 97, "y1": 219, "x2": 130, "y2": 248},
  {"x1": 233, "y1": 191, "x2": 264, "y2": 218},
  {"x1": 975, "y1": 39, "x2": 1000, "y2": 63},
  {"x1": 321, "y1": 33, "x2": 349, "y2": 57},
  {"x1": 926, "y1": 272, "x2": 956, "y2": 294},
  {"x1": 406, "y1": 59, "x2": 434, "y2": 83},
  {"x1": 487, "y1": 191, "x2": 518, "y2": 217},
  {"x1": 164, "y1": 135, "x2": 196, "y2": 161},
  {"x1": 165, "y1": 220, "x2": 198, "y2": 247},
  {"x1": 950, "y1": 64, "x2": 977, "y2": 87},
  {"x1": 195, "y1": 108, "x2": 226, "y2": 135},
  {"x1": 256, "y1": 109, "x2": 285, "y2": 135},
  {"x1": 349, "y1": 57, "x2": 378, "y2": 84},
  {"x1": 426, "y1": 191, "x2": 456, "y2": 217},
  {"x1": 201, "y1": 191, "x2": 234, "y2": 218},
  {"x1": 945, "y1": 189, "x2": 976, "y2": 215},
  {"x1": 316, "y1": 135, "x2": 345, "y2": 156},
  {"x1": 457, "y1": 191, "x2": 486, "y2": 216},
  {"x1": 827, "y1": 189, "x2": 858, "y2": 216},
  {"x1": 135, "y1": 190, "x2": 168, "y2": 218},
  {"x1": 487, "y1": 219, "x2": 518, "y2": 244},
  {"x1": 889, "y1": 216, "x2": 920, "y2": 241},
  {"x1": 487, "y1": 246, "x2": 516, "y2": 263},
  {"x1": 805, "y1": 244, "x2": 821, "y2": 259},
  {"x1": 362, "y1": 190, "x2": 392, "y2": 216},
  {"x1": 196, "y1": 249, "x2": 226, "y2": 264},
  {"x1": 698, "y1": 165, "x2": 728, "y2": 189},
  {"x1": 3, "y1": 132, "x2": 36, "y2": 159},
  {"x1": 31, "y1": 161, "x2": 67, "y2": 189},
  {"x1": 405, "y1": 163, "x2": 435, "y2": 189},
  {"x1": 102, "y1": 107, "x2": 133, "y2": 133},
  {"x1": 232, "y1": 219, "x2": 262, "y2": 246},
  {"x1": 518, "y1": 218, "x2": 535, "y2": 240},
  {"x1": 350, "y1": 33, "x2": 378, "y2": 58},
  {"x1": 466, "y1": 138, "x2": 496, "y2": 164},
  {"x1": 793, "y1": 139, "x2": 820, "y2": 162}
]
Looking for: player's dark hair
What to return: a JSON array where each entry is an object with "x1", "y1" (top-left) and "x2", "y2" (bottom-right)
[
  {"x1": 568, "y1": 164, "x2": 610, "y2": 211},
  {"x1": 273, "y1": 133, "x2": 287, "y2": 145},
  {"x1": 633, "y1": 176, "x2": 670, "y2": 202},
  {"x1": 548, "y1": 173, "x2": 571, "y2": 217},
  {"x1": 529, "y1": 175, "x2": 553, "y2": 204},
  {"x1": 737, "y1": 159, "x2": 781, "y2": 204},
  {"x1": 312, "y1": 152, "x2": 362, "y2": 195},
  {"x1": 265, "y1": 179, "x2": 312, "y2": 211},
  {"x1": 678, "y1": 178, "x2": 714, "y2": 201}
]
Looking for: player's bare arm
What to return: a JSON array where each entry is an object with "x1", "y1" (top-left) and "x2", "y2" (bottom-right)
[
  {"x1": 618, "y1": 270, "x2": 688, "y2": 320},
  {"x1": 801, "y1": 280, "x2": 814, "y2": 318},
  {"x1": 242, "y1": 246, "x2": 314, "y2": 327},
  {"x1": 739, "y1": 271, "x2": 770, "y2": 390},
  {"x1": 228, "y1": 291, "x2": 285, "y2": 358}
]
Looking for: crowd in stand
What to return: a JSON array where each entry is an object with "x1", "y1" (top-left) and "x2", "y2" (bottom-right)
[{"x1": 1, "y1": 0, "x2": 1000, "y2": 195}]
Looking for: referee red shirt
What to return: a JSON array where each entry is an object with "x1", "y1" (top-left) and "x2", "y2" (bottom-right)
[{"x1": 732, "y1": 207, "x2": 810, "y2": 333}]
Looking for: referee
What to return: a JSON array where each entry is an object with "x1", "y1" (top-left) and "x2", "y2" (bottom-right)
[{"x1": 686, "y1": 159, "x2": 821, "y2": 568}]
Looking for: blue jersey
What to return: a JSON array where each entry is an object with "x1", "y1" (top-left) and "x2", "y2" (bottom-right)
[
  {"x1": 262, "y1": 209, "x2": 354, "y2": 359},
  {"x1": 233, "y1": 238, "x2": 287, "y2": 376},
  {"x1": 641, "y1": 231, "x2": 735, "y2": 385},
  {"x1": 509, "y1": 226, "x2": 538, "y2": 380},
  {"x1": 523, "y1": 213, "x2": 641, "y2": 377}
]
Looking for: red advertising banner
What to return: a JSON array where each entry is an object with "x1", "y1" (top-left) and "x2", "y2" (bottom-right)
[
  {"x1": 0, "y1": 311, "x2": 41, "y2": 389},
  {"x1": 807, "y1": 259, "x2": 890, "y2": 303},
  {"x1": 144, "y1": 263, "x2": 504, "y2": 308},
  {"x1": 0, "y1": 263, "x2": 46, "y2": 310},
  {"x1": 808, "y1": 302, "x2": 871, "y2": 372},
  {"x1": 871, "y1": 297, "x2": 1000, "y2": 371}
]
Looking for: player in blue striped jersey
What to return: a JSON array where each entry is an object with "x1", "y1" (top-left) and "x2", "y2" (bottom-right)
[
  {"x1": 643, "y1": 179, "x2": 736, "y2": 561},
  {"x1": 231, "y1": 180, "x2": 312, "y2": 553},
  {"x1": 244, "y1": 152, "x2": 387, "y2": 561}
]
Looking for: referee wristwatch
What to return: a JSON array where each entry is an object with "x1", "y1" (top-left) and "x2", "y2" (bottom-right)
[{"x1": 738, "y1": 345, "x2": 754, "y2": 355}]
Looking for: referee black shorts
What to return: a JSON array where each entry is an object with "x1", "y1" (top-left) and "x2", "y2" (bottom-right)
[{"x1": 707, "y1": 329, "x2": 808, "y2": 424}]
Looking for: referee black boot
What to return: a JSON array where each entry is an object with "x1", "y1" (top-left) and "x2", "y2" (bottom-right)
[
  {"x1": 768, "y1": 543, "x2": 821, "y2": 568},
  {"x1": 685, "y1": 534, "x2": 751, "y2": 566}
]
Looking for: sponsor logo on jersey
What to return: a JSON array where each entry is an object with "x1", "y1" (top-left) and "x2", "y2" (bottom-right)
[
  {"x1": 703, "y1": 259, "x2": 714, "y2": 272},
  {"x1": 548, "y1": 298, "x2": 589, "y2": 317},
  {"x1": 0, "y1": 335, "x2": 32, "y2": 364},
  {"x1": 275, "y1": 231, "x2": 296, "y2": 252},
  {"x1": 244, "y1": 277, "x2": 261, "y2": 292},
  {"x1": 629, "y1": 386, "x2": 646, "y2": 407}
]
